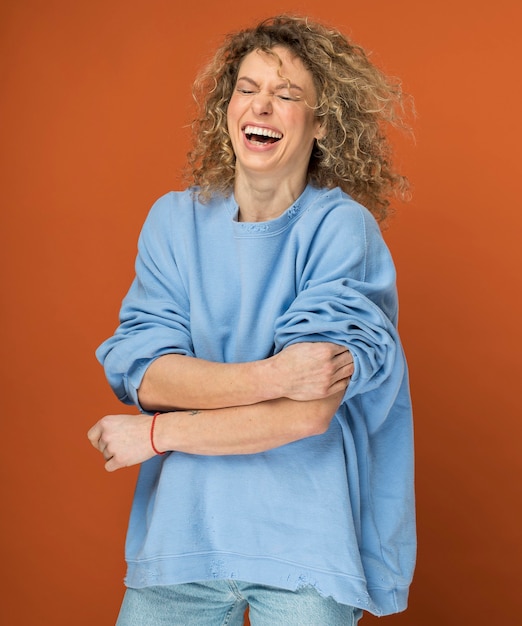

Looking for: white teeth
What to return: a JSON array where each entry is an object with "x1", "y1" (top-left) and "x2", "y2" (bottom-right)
[{"x1": 244, "y1": 125, "x2": 283, "y2": 139}]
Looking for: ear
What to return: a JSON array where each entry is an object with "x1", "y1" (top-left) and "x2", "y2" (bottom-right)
[{"x1": 314, "y1": 119, "x2": 326, "y2": 140}]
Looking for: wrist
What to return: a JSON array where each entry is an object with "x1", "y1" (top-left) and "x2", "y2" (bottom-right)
[
  {"x1": 256, "y1": 354, "x2": 285, "y2": 401},
  {"x1": 150, "y1": 412, "x2": 167, "y2": 455}
]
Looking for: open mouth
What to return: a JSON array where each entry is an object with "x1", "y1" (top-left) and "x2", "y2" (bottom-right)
[{"x1": 243, "y1": 125, "x2": 283, "y2": 145}]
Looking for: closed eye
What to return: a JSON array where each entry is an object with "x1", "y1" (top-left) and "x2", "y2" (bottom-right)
[{"x1": 277, "y1": 94, "x2": 300, "y2": 102}]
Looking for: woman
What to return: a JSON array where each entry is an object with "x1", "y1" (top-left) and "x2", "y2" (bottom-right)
[{"x1": 88, "y1": 15, "x2": 415, "y2": 625}]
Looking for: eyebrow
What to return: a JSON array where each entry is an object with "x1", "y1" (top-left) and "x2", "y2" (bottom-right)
[{"x1": 236, "y1": 76, "x2": 304, "y2": 92}]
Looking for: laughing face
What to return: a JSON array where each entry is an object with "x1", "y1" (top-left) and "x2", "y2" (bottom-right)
[{"x1": 227, "y1": 46, "x2": 324, "y2": 190}]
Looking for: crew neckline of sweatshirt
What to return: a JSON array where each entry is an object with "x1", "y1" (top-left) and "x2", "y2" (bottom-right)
[{"x1": 226, "y1": 184, "x2": 316, "y2": 237}]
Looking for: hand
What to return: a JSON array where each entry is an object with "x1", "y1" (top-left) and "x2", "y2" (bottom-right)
[
  {"x1": 272, "y1": 342, "x2": 354, "y2": 401},
  {"x1": 87, "y1": 413, "x2": 157, "y2": 472}
]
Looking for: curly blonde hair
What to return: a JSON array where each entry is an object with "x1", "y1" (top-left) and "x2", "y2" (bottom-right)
[{"x1": 187, "y1": 15, "x2": 412, "y2": 221}]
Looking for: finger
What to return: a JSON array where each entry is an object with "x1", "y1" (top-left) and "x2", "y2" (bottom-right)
[
  {"x1": 333, "y1": 349, "x2": 354, "y2": 369},
  {"x1": 330, "y1": 360, "x2": 354, "y2": 382},
  {"x1": 328, "y1": 376, "x2": 352, "y2": 395},
  {"x1": 87, "y1": 424, "x2": 102, "y2": 448},
  {"x1": 343, "y1": 361, "x2": 355, "y2": 376},
  {"x1": 325, "y1": 342, "x2": 348, "y2": 356},
  {"x1": 105, "y1": 456, "x2": 122, "y2": 473}
]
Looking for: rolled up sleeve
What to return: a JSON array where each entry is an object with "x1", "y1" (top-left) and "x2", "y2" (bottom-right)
[
  {"x1": 273, "y1": 202, "x2": 406, "y2": 431},
  {"x1": 96, "y1": 194, "x2": 193, "y2": 407}
]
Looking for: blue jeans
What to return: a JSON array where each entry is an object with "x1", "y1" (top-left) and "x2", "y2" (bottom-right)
[{"x1": 116, "y1": 580, "x2": 363, "y2": 625}]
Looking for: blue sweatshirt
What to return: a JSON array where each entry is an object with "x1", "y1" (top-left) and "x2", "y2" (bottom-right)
[{"x1": 96, "y1": 184, "x2": 416, "y2": 616}]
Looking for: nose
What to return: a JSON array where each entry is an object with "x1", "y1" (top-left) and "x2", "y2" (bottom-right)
[{"x1": 251, "y1": 92, "x2": 273, "y2": 116}]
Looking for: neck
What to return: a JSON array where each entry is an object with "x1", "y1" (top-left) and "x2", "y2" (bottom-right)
[{"x1": 234, "y1": 172, "x2": 307, "y2": 223}]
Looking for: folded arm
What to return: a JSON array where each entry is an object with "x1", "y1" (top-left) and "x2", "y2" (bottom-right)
[
  {"x1": 91, "y1": 338, "x2": 353, "y2": 472},
  {"x1": 88, "y1": 391, "x2": 344, "y2": 472},
  {"x1": 138, "y1": 342, "x2": 354, "y2": 411}
]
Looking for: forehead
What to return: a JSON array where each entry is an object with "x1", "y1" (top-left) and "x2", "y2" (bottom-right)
[{"x1": 237, "y1": 46, "x2": 314, "y2": 87}]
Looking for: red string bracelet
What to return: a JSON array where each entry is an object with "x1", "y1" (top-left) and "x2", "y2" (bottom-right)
[{"x1": 150, "y1": 412, "x2": 166, "y2": 455}]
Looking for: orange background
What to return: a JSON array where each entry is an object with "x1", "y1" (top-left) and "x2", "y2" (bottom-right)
[{"x1": 1, "y1": 1, "x2": 520, "y2": 624}]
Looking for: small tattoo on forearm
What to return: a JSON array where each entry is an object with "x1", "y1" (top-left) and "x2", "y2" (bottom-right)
[{"x1": 187, "y1": 410, "x2": 201, "y2": 415}]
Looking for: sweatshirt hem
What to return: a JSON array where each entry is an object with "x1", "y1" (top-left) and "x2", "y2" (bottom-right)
[{"x1": 123, "y1": 552, "x2": 409, "y2": 616}]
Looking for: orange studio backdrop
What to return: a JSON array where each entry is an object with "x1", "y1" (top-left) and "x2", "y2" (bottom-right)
[{"x1": 1, "y1": 1, "x2": 521, "y2": 624}]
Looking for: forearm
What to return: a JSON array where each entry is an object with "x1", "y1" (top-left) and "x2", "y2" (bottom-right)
[
  {"x1": 138, "y1": 354, "x2": 281, "y2": 412},
  {"x1": 138, "y1": 344, "x2": 353, "y2": 412},
  {"x1": 153, "y1": 392, "x2": 344, "y2": 456}
]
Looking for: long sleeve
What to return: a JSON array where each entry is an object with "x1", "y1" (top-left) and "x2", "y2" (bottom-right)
[
  {"x1": 96, "y1": 193, "x2": 194, "y2": 406},
  {"x1": 274, "y1": 197, "x2": 404, "y2": 432}
]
